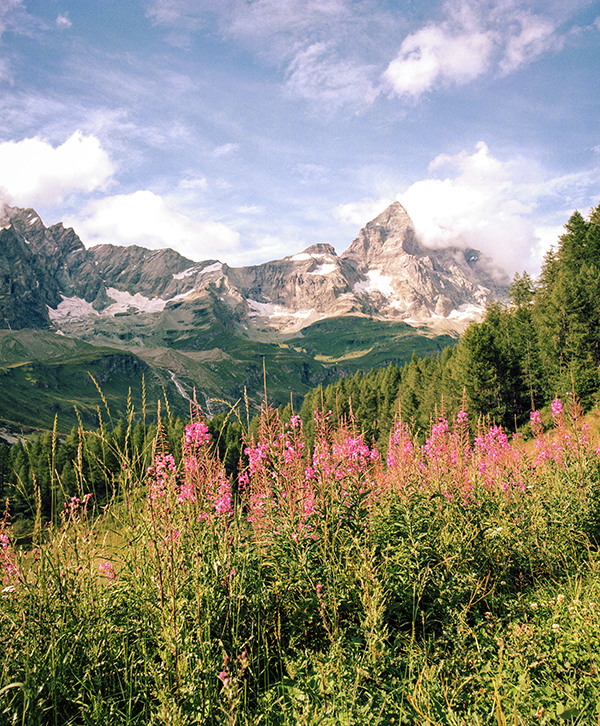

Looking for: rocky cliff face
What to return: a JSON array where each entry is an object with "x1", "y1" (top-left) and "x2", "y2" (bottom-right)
[
  {"x1": 222, "y1": 201, "x2": 507, "y2": 332},
  {"x1": 0, "y1": 201, "x2": 508, "y2": 334},
  {"x1": 340, "y1": 202, "x2": 507, "y2": 322}
]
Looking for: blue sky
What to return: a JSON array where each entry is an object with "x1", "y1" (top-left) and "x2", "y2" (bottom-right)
[{"x1": 0, "y1": 0, "x2": 599, "y2": 276}]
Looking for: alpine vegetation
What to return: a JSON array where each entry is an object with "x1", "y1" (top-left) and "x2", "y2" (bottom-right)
[{"x1": 2, "y1": 395, "x2": 600, "y2": 724}]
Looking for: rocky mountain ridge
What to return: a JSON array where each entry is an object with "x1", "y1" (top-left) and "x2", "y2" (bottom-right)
[
  {"x1": 0, "y1": 201, "x2": 507, "y2": 336},
  {"x1": 0, "y1": 201, "x2": 508, "y2": 431}
]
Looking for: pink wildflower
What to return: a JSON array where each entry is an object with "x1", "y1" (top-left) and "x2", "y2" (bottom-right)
[
  {"x1": 177, "y1": 482, "x2": 196, "y2": 504},
  {"x1": 551, "y1": 398, "x2": 564, "y2": 420},
  {"x1": 456, "y1": 409, "x2": 469, "y2": 426},
  {"x1": 98, "y1": 560, "x2": 118, "y2": 584},
  {"x1": 147, "y1": 453, "x2": 178, "y2": 501},
  {"x1": 184, "y1": 421, "x2": 211, "y2": 449}
]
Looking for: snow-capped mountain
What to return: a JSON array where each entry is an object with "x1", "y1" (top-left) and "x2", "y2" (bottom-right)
[
  {"x1": 0, "y1": 201, "x2": 507, "y2": 335},
  {"x1": 0, "y1": 200, "x2": 510, "y2": 431}
]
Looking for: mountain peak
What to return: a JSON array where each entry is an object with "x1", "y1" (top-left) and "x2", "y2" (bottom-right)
[
  {"x1": 341, "y1": 202, "x2": 422, "y2": 265},
  {"x1": 370, "y1": 201, "x2": 411, "y2": 226},
  {"x1": 300, "y1": 243, "x2": 338, "y2": 257}
]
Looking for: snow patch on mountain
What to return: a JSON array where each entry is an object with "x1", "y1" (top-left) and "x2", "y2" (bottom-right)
[
  {"x1": 308, "y1": 263, "x2": 337, "y2": 276},
  {"x1": 105, "y1": 288, "x2": 168, "y2": 314},
  {"x1": 353, "y1": 270, "x2": 395, "y2": 298},
  {"x1": 291, "y1": 252, "x2": 331, "y2": 262},
  {"x1": 48, "y1": 296, "x2": 99, "y2": 320},
  {"x1": 173, "y1": 266, "x2": 200, "y2": 280},
  {"x1": 247, "y1": 298, "x2": 315, "y2": 321},
  {"x1": 247, "y1": 299, "x2": 277, "y2": 317}
]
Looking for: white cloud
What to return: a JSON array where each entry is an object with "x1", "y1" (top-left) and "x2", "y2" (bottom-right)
[
  {"x1": 285, "y1": 42, "x2": 379, "y2": 108},
  {"x1": 55, "y1": 13, "x2": 72, "y2": 30},
  {"x1": 499, "y1": 13, "x2": 561, "y2": 74},
  {"x1": 396, "y1": 142, "x2": 549, "y2": 275},
  {"x1": 66, "y1": 190, "x2": 240, "y2": 261},
  {"x1": 334, "y1": 196, "x2": 394, "y2": 227},
  {"x1": 385, "y1": 23, "x2": 494, "y2": 98},
  {"x1": 384, "y1": 1, "x2": 564, "y2": 99},
  {"x1": 0, "y1": 131, "x2": 114, "y2": 207}
]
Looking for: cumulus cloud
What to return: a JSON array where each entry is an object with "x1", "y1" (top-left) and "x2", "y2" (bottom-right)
[
  {"x1": 396, "y1": 142, "x2": 549, "y2": 276},
  {"x1": 0, "y1": 131, "x2": 114, "y2": 207},
  {"x1": 384, "y1": 23, "x2": 494, "y2": 98},
  {"x1": 384, "y1": 1, "x2": 564, "y2": 99},
  {"x1": 66, "y1": 190, "x2": 240, "y2": 261},
  {"x1": 55, "y1": 13, "x2": 72, "y2": 30}
]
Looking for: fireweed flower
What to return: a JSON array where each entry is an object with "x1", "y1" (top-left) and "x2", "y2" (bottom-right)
[
  {"x1": 473, "y1": 426, "x2": 524, "y2": 494},
  {"x1": 147, "y1": 453, "x2": 178, "y2": 501},
  {"x1": 184, "y1": 421, "x2": 211, "y2": 450},
  {"x1": 551, "y1": 397, "x2": 564, "y2": 420},
  {"x1": 98, "y1": 560, "x2": 118, "y2": 584},
  {"x1": 63, "y1": 492, "x2": 93, "y2": 518}
]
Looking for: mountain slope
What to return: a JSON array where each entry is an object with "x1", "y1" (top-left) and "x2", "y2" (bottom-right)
[{"x1": 0, "y1": 201, "x2": 507, "y2": 432}]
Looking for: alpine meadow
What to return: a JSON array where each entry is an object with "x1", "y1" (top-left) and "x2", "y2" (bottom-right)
[
  {"x1": 3, "y1": 203, "x2": 600, "y2": 724},
  {"x1": 3, "y1": 0, "x2": 600, "y2": 723}
]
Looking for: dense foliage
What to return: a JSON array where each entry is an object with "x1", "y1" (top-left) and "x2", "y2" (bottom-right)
[
  {"x1": 297, "y1": 202, "x2": 600, "y2": 446},
  {"x1": 2, "y1": 399, "x2": 600, "y2": 723}
]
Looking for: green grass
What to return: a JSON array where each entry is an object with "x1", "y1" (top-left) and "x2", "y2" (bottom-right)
[
  {"x1": 2, "y1": 400, "x2": 600, "y2": 724},
  {"x1": 0, "y1": 317, "x2": 456, "y2": 435},
  {"x1": 288, "y1": 316, "x2": 457, "y2": 370}
]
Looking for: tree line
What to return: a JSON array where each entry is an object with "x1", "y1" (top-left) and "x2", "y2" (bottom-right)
[
  {"x1": 295, "y1": 201, "x2": 600, "y2": 443},
  {"x1": 0, "y1": 412, "x2": 244, "y2": 524},
  {"x1": 2, "y1": 201, "x2": 600, "y2": 525}
]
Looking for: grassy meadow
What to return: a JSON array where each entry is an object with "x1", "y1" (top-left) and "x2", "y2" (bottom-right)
[{"x1": 2, "y1": 397, "x2": 600, "y2": 725}]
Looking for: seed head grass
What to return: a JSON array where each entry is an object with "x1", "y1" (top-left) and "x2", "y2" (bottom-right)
[{"x1": 2, "y1": 397, "x2": 600, "y2": 724}]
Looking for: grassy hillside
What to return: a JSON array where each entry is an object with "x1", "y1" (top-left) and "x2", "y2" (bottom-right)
[
  {"x1": 288, "y1": 316, "x2": 456, "y2": 369},
  {"x1": 0, "y1": 316, "x2": 457, "y2": 434},
  {"x1": 0, "y1": 331, "x2": 192, "y2": 433}
]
